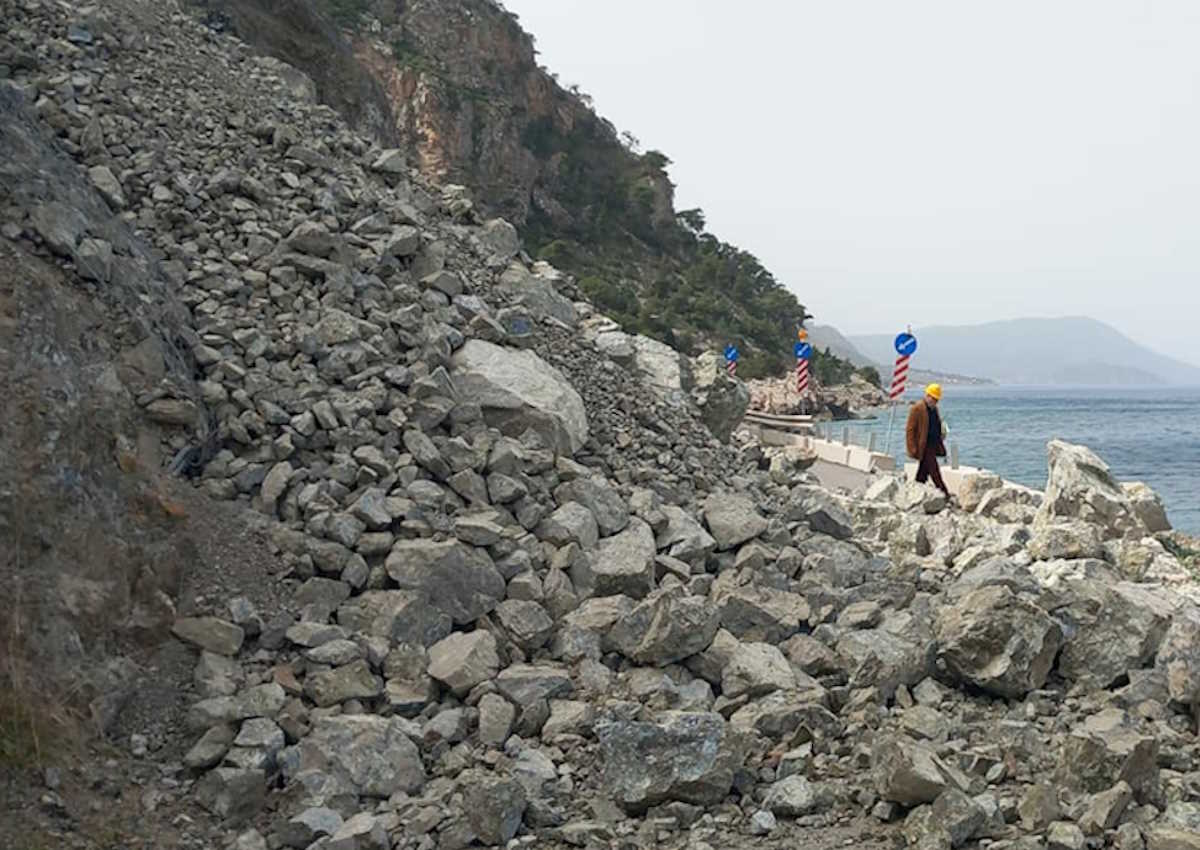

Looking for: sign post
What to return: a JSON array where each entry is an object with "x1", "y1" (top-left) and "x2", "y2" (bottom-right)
[
  {"x1": 724, "y1": 344, "x2": 739, "y2": 379},
  {"x1": 884, "y1": 329, "x2": 918, "y2": 456},
  {"x1": 794, "y1": 340, "x2": 813, "y2": 399}
]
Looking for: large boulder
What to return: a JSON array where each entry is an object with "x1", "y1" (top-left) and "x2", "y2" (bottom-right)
[
  {"x1": 1041, "y1": 574, "x2": 1177, "y2": 689},
  {"x1": 1037, "y1": 440, "x2": 1151, "y2": 539},
  {"x1": 1057, "y1": 719, "x2": 1160, "y2": 803},
  {"x1": 691, "y1": 352, "x2": 749, "y2": 442},
  {"x1": 1155, "y1": 607, "x2": 1200, "y2": 706},
  {"x1": 702, "y1": 492, "x2": 768, "y2": 551},
  {"x1": 629, "y1": 334, "x2": 692, "y2": 406},
  {"x1": 496, "y1": 263, "x2": 576, "y2": 325},
  {"x1": 385, "y1": 540, "x2": 505, "y2": 625},
  {"x1": 1122, "y1": 482, "x2": 1171, "y2": 533},
  {"x1": 572, "y1": 518, "x2": 656, "y2": 599},
  {"x1": 451, "y1": 340, "x2": 588, "y2": 455},
  {"x1": 607, "y1": 587, "x2": 720, "y2": 666},
  {"x1": 872, "y1": 734, "x2": 969, "y2": 806},
  {"x1": 934, "y1": 585, "x2": 1063, "y2": 698},
  {"x1": 280, "y1": 716, "x2": 425, "y2": 799},
  {"x1": 597, "y1": 712, "x2": 744, "y2": 812}
]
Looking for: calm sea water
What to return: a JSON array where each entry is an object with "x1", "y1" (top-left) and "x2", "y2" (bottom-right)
[{"x1": 841, "y1": 386, "x2": 1200, "y2": 534}]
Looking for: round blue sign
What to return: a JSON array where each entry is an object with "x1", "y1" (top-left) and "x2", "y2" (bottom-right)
[
  {"x1": 894, "y1": 332, "x2": 917, "y2": 356},
  {"x1": 794, "y1": 342, "x2": 813, "y2": 360},
  {"x1": 724, "y1": 344, "x2": 739, "y2": 362}
]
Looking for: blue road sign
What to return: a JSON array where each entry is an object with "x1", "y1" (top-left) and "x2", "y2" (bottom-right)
[
  {"x1": 894, "y1": 332, "x2": 918, "y2": 356},
  {"x1": 724, "y1": 344, "x2": 739, "y2": 362},
  {"x1": 794, "y1": 342, "x2": 813, "y2": 360}
]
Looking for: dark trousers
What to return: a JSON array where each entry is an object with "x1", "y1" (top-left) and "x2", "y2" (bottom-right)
[{"x1": 915, "y1": 444, "x2": 950, "y2": 496}]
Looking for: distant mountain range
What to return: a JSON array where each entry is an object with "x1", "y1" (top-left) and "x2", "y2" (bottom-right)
[
  {"x1": 847, "y1": 317, "x2": 1200, "y2": 386},
  {"x1": 807, "y1": 324, "x2": 992, "y2": 386}
]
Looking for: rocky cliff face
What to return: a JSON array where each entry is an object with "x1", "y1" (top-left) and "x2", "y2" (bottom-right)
[{"x1": 4, "y1": 3, "x2": 1200, "y2": 850}]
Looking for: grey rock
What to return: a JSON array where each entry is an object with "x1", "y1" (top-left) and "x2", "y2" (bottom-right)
[
  {"x1": 572, "y1": 518, "x2": 656, "y2": 599},
  {"x1": 872, "y1": 734, "x2": 969, "y2": 806},
  {"x1": 279, "y1": 807, "x2": 343, "y2": 849},
  {"x1": 460, "y1": 770, "x2": 527, "y2": 845},
  {"x1": 451, "y1": 340, "x2": 588, "y2": 455},
  {"x1": 702, "y1": 492, "x2": 768, "y2": 551},
  {"x1": 195, "y1": 768, "x2": 265, "y2": 825},
  {"x1": 598, "y1": 711, "x2": 744, "y2": 813},
  {"x1": 304, "y1": 659, "x2": 382, "y2": 708},
  {"x1": 763, "y1": 775, "x2": 833, "y2": 818},
  {"x1": 385, "y1": 539, "x2": 505, "y2": 625},
  {"x1": 281, "y1": 715, "x2": 424, "y2": 798},
  {"x1": 607, "y1": 587, "x2": 720, "y2": 666},
  {"x1": 427, "y1": 631, "x2": 500, "y2": 697},
  {"x1": 172, "y1": 617, "x2": 244, "y2": 657},
  {"x1": 494, "y1": 600, "x2": 554, "y2": 651},
  {"x1": 537, "y1": 502, "x2": 599, "y2": 550},
  {"x1": 478, "y1": 693, "x2": 516, "y2": 746},
  {"x1": 554, "y1": 478, "x2": 629, "y2": 536},
  {"x1": 935, "y1": 585, "x2": 1062, "y2": 698},
  {"x1": 184, "y1": 724, "x2": 236, "y2": 769}
]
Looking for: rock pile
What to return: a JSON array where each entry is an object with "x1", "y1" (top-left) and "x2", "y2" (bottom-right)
[{"x1": 3, "y1": 2, "x2": 1200, "y2": 850}]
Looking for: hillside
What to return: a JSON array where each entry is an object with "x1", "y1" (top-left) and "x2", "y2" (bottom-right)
[
  {"x1": 188, "y1": 0, "x2": 868, "y2": 383},
  {"x1": 851, "y1": 316, "x2": 1200, "y2": 386},
  {"x1": 5, "y1": 2, "x2": 1200, "y2": 850}
]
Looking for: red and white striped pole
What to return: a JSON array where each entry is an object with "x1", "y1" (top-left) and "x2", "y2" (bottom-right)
[
  {"x1": 727, "y1": 359, "x2": 737, "y2": 378},
  {"x1": 889, "y1": 351, "x2": 911, "y2": 401},
  {"x1": 795, "y1": 357, "x2": 809, "y2": 394}
]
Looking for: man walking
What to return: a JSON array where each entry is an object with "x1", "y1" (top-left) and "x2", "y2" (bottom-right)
[{"x1": 905, "y1": 383, "x2": 951, "y2": 499}]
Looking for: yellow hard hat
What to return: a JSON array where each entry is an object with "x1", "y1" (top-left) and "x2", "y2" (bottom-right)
[{"x1": 925, "y1": 383, "x2": 942, "y2": 400}]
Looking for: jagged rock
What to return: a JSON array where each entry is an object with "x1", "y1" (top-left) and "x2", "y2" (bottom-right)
[
  {"x1": 281, "y1": 716, "x2": 425, "y2": 798},
  {"x1": 598, "y1": 712, "x2": 743, "y2": 813},
  {"x1": 934, "y1": 585, "x2": 1063, "y2": 698},
  {"x1": 793, "y1": 492, "x2": 855, "y2": 540},
  {"x1": 553, "y1": 478, "x2": 629, "y2": 536},
  {"x1": 1057, "y1": 721, "x2": 1159, "y2": 802},
  {"x1": 479, "y1": 218, "x2": 521, "y2": 261},
  {"x1": 1079, "y1": 781, "x2": 1133, "y2": 835},
  {"x1": 195, "y1": 768, "x2": 265, "y2": 824},
  {"x1": 702, "y1": 492, "x2": 768, "y2": 550},
  {"x1": 607, "y1": 587, "x2": 720, "y2": 666},
  {"x1": 572, "y1": 518, "x2": 656, "y2": 598},
  {"x1": 460, "y1": 770, "x2": 527, "y2": 845},
  {"x1": 629, "y1": 334, "x2": 692, "y2": 405},
  {"x1": 1028, "y1": 520, "x2": 1105, "y2": 561},
  {"x1": 1047, "y1": 821, "x2": 1086, "y2": 850},
  {"x1": 957, "y1": 472, "x2": 1002, "y2": 513},
  {"x1": 721, "y1": 642, "x2": 795, "y2": 699},
  {"x1": 690, "y1": 352, "x2": 749, "y2": 442},
  {"x1": 451, "y1": 339, "x2": 588, "y2": 454},
  {"x1": 1050, "y1": 578, "x2": 1176, "y2": 689},
  {"x1": 304, "y1": 660, "x2": 382, "y2": 707},
  {"x1": 427, "y1": 631, "x2": 500, "y2": 697},
  {"x1": 337, "y1": 591, "x2": 452, "y2": 648},
  {"x1": 1155, "y1": 607, "x2": 1200, "y2": 706},
  {"x1": 497, "y1": 263, "x2": 576, "y2": 325},
  {"x1": 493, "y1": 600, "x2": 554, "y2": 651},
  {"x1": 872, "y1": 734, "x2": 968, "y2": 806},
  {"x1": 279, "y1": 808, "x2": 344, "y2": 849},
  {"x1": 495, "y1": 664, "x2": 573, "y2": 707},
  {"x1": 537, "y1": 502, "x2": 599, "y2": 550},
  {"x1": 1018, "y1": 784, "x2": 1062, "y2": 831},
  {"x1": 716, "y1": 584, "x2": 809, "y2": 643},
  {"x1": 478, "y1": 693, "x2": 516, "y2": 746},
  {"x1": 184, "y1": 724, "x2": 236, "y2": 769},
  {"x1": 763, "y1": 775, "x2": 833, "y2": 818},
  {"x1": 327, "y1": 812, "x2": 390, "y2": 850},
  {"x1": 1122, "y1": 482, "x2": 1171, "y2": 533},
  {"x1": 172, "y1": 617, "x2": 245, "y2": 657},
  {"x1": 656, "y1": 505, "x2": 717, "y2": 567},
  {"x1": 1037, "y1": 440, "x2": 1151, "y2": 539},
  {"x1": 385, "y1": 540, "x2": 505, "y2": 625}
]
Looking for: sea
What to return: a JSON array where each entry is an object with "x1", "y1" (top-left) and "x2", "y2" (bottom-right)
[{"x1": 840, "y1": 386, "x2": 1200, "y2": 534}]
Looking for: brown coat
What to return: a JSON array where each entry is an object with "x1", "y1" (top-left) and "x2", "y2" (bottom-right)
[{"x1": 905, "y1": 401, "x2": 945, "y2": 460}]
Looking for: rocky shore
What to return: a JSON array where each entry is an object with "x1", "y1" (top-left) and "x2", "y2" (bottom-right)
[
  {"x1": 2, "y1": 3, "x2": 1200, "y2": 850},
  {"x1": 749, "y1": 374, "x2": 887, "y2": 419}
]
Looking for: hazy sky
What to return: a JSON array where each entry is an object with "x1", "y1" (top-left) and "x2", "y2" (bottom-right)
[{"x1": 502, "y1": 0, "x2": 1200, "y2": 366}]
